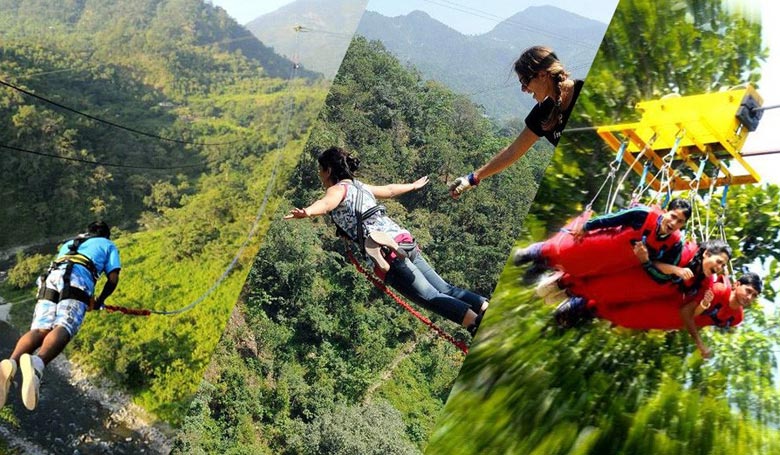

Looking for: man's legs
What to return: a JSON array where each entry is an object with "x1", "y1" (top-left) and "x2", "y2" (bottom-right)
[
  {"x1": 15, "y1": 327, "x2": 72, "y2": 411},
  {"x1": 30, "y1": 326, "x2": 70, "y2": 365},
  {"x1": 0, "y1": 309, "x2": 51, "y2": 409},
  {"x1": 9, "y1": 329, "x2": 48, "y2": 362},
  {"x1": 4, "y1": 296, "x2": 84, "y2": 410}
]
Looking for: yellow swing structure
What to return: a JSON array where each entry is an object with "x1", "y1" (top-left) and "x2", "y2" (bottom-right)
[{"x1": 596, "y1": 85, "x2": 764, "y2": 192}]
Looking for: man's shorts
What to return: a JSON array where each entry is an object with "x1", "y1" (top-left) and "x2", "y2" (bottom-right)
[{"x1": 30, "y1": 269, "x2": 90, "y2": 338}]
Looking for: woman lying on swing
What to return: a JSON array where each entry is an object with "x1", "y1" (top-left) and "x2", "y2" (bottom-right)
[
  {"x1": 285, "y1": 146, "x2": 488, "y2": 335},
  {"x1": 541, "y1": 232, "x2": 759, "y2": 357},
  {"x1": 593, "y1": 271, "x2": 762, "y2": 358},
  {"x1": 513, "y1": 198, "x2": 692, "y2": 284},
  {"x1": 553, "y1": 238, "x2": 734, "y2": 326}
]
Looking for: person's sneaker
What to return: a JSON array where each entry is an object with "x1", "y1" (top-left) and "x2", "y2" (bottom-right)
[
  {"x1": 19, "y1": 354, "x2": 42, "y2": 411},
  {"x1": 522, "y1": 263, "x2": 548, "y2": 285},
  {"x1": 0, "y1": 359, "x2": 17, "y2": 408},
  {"x1": 467, "y1": 312, "x2": 484, "y2": 337},
  {"x1": 512, "y1": 246, "x2": 535, "y2": 266},
  {"x1": 553, "y1": 297, "x2": 588, "y2": 328},
  {"x1": 536, "y1": 271, "x2": 564, "y2": 298}
]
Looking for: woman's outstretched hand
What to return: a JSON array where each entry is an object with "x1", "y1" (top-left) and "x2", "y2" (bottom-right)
[
  {"x1": 412, "y1": 175, "x2": 429, "y2": 190},
  {"x1": 284, "y1": 208, "x2": 308, "y2": 219}
]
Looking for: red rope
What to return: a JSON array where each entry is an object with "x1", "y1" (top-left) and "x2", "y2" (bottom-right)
[
  {"x1": 346, "y1": 251, "x2": 469, "y2": 355},
  {"x1": 102, "y1": 304, "x2": 152, "y2": 316}
]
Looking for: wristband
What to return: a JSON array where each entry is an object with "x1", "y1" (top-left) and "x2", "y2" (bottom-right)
[{"x1": 467, "y1": 172, "x2": 480, "y2": 186}]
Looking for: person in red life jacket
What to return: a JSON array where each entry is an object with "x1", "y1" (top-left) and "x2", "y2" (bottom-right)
[
  {"x1": 449, "y1": 46, "x2": 584, "y2": 198},
  {"x1": 0, "y1": 221, "x2": 120, "y2": 411},
  {"x1": 679, "y1": 272, "x2": 761, "y2": 358},
  {"x1": 554, "y1": 239, "x2": 733, "y2": 329},
  {"x1": 513, "y1": 199, "x2": 692, "y2": 283},
  {"x1": 558, "y1": 239, "x2": 726, "y2": 310},
  {"x1": 585, "y1": 272, "x2": 761, "y2": 358},
  {"x1": 285, "y1": 146, "x2": 488, "y2": 335}
]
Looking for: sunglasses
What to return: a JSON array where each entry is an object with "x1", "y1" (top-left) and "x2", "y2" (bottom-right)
[{"x1": 519, "y1": 73, "x2": 536, "y2": 89}]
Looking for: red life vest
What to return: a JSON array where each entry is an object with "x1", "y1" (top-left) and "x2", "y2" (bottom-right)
[
  {"x1": 593, "y1": 276, "x2": 738, "y2": 330},
  {"x1": 566, "y1": 241, "x2": 712, "y2": 308},
  {"x1": 541, "y1": 206, "x2": 682, "y2": 279}
]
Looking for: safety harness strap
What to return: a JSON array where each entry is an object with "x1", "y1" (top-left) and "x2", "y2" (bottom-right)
[
  {"x1": 335, "y1": 182, "x2": 386, "y2": 257},
  {"x1": 38, "y1": 234, "x2": 99, "y2": 308},
  {"x1": 37, "y1": 284, "x2": 92, "y2": 307},
  {"x1": 54, "y1": 253, "x2": 99, "y2": 281}
]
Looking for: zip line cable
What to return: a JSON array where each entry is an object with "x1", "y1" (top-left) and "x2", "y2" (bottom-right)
[
  {"x1": 292, "y1": 25, "x2": 353, "y2": 39},
  {"x1": 0, "y1": 142, "x2": 219, "y2": 170},
  {"x1": 0, "y1": 78, "x2": 239, "y2": 147}
]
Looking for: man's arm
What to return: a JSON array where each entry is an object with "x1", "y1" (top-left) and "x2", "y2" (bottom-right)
[
  {"x1": 680, "y1": 298, "x2": 712, "y2": 358},
  {"x1": 94, "y1": 270, "x2": 119, "y2": 307}
]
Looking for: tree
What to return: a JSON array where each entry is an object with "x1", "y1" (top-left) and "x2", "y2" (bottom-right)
[{"x1": 427, "y1": 2, "x2": 777, "y2": 454}]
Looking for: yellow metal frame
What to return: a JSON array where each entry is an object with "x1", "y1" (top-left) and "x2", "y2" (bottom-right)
[{"x1": 596, "y1": 86, "x2": 763, "y2": 191}]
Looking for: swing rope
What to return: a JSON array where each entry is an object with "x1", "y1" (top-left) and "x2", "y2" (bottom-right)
[
  {"x1": 587, "y1": 141, "x2": 627, "y2": 213},
  {"x1": 647, "y1": 132, "x2": 685, "y2": 208},
  {"x1": 345, "y1": 250, "x2": 469, "y2": 355},
  {"x1": 702, "y1": 159, "x2": 721, "y2": 242},
  {"x1": 687, "y1": 154, "x2": 710, "y2": 244},
  {"x1": 716, "y1": 184, "x2": 734, "y2": 277},
  {"x1": 607, "y1": 133, "x2": 659, "y2": 213}
]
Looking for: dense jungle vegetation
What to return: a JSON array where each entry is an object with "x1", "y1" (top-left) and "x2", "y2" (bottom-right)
[
  {"x1": 428, "y1": 1, "x2": 780, "y2": 454},
  {"x1": 172, "y1": 36, "x2": 558, "y2": 453},
  {"x1": 0, "y1": 0, "x2": 327, "y2": 427}
]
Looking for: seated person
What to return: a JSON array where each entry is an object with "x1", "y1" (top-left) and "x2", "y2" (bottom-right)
[
  {"x1": 514, "y1": 199, "x2": 691, "y2": 282},
  {"x1": 589, "y1": 272, "x2": 761, "y2": 358}
]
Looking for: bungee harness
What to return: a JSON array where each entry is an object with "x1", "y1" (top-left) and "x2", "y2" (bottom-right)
[
  {"x1": 333, "y1": 181, "x2": 466, "y2": 354},
  {"x1": 333, "y1": 181, "x2": 409, "y2": 274},
  {"x1": 38, "y1": 234, "x2": 99, "y2": 309},
  {"x1": 346, "y1": 250, "x2": 469, "y2": 355}
]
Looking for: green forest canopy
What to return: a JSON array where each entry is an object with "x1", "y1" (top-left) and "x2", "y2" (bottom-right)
[
  {"x1": 428, "y1": 1, "x2": 780, "y2": 454},
  {"x1": 1, "y1": 0, "x2": 328, "y2": 426},
  {"x1": 172, "y1": 35, "x2": 559, "y2": 453}
]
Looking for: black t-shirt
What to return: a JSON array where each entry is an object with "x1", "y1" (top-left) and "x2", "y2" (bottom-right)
[{"x1": 524, "y1": 79, "x2": 584, "y2": 146}]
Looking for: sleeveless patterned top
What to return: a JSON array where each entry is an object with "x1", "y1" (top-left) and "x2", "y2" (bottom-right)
[{"x1": 329, "y1": 179, "x2": 409, "y2": 243}]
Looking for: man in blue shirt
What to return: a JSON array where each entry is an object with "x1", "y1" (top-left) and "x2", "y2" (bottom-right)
[{"x1": 0, "y1": 221, "x2": 121, "y2": 411}]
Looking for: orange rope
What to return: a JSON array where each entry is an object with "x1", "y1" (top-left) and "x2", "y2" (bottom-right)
[
  {"x1": 102, "y1": 304, "x2": 152, "y2": 316},
  {"x1": 346, "y1": 251, "x2": 468, "y2": 355}
]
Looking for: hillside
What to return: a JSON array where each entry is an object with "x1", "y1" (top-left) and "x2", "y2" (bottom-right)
[
  {"x1": 245, "y1": 0, "x2": 367, "y2": 79},
  {"x1": 0, "y1": 0, "x2": 323, "y2": 248},
  {"x1": 356, "y1": 6, "x2": 608, "y2": 120},
  {"x1": 0, "y1": 0, "x2": 334, "y2": 449}
]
